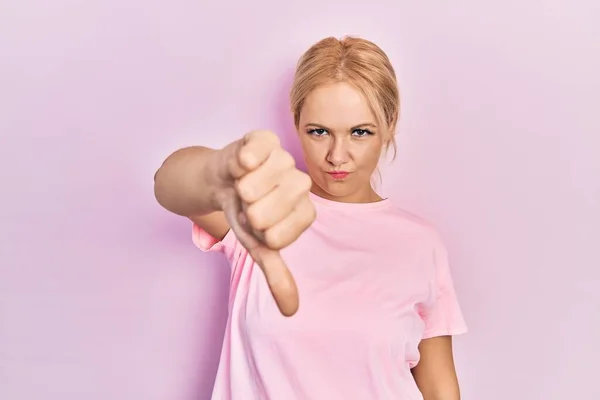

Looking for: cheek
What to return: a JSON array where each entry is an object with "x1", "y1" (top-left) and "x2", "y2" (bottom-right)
[{"x1": 352, "y1": 144, "x2": 382, "y2": 169}]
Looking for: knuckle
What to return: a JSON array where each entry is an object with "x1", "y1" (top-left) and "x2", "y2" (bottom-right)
[
  {"x1": 254, "y1": 130, "x2": 280, "y2": 146},
  {"x1": 306, "y1": 202, "x2": 317, "y2": 223},
  {"x1": 298, "y1": 203, "x2": 316, "y2": 231},
  {"x1": 264, "y1": 229, "x2": 287, "y2": 250},
  {"x1": 245, "y1": 204, "x2": 267, "y2": 230},
  {"x1": 234, "y1": 179, "x2": 254, "y2": 202},
  {"x1": 277, "y1": 149, "x2": 295, "y2": 169},
  {"x1": 244, "y1": 130, "x2": 262, "y2": 142},
  {"x1": 237, "y1": 147, "x2": 255, "y2": 169},
  {"x1": 264, "y1": 130, "x2": 281, "y2": 144},
  {"x1": 235, "y1": 179, "x2": 252, "y2": 201},
  {"x1": 296, "y1": 171, "x2": 313, "y2": 191}
]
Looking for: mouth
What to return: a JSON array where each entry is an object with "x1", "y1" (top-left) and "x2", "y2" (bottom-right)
[{"x1": 327, "y1": 171, "x2": 350, "y2": 180}]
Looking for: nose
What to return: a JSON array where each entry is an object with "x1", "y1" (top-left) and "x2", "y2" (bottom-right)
[{"x1": 326, "y1": 136, "x2": 350, "y2": 167}]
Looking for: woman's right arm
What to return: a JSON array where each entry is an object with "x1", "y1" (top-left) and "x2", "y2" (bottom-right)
[
  {"x1": 153, "y1": 131, "x2": 315, "y2": 316},
  {"x1": 153, "y1": 145, "x2": 233, "y2": 241}
]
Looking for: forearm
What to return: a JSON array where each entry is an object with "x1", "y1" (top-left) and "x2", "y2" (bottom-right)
[
  {"x1": 420, "y1": 389, "x2": 460, "y2": 400},
  {"x1": 414, "y1": 367, "x2": 460, "y2": 400},
  {"x1": 154, "y1": 145, "x2": 230, "y2": 217},
  {"x1": 412, "y1": 336, "x2": 461, "y2": 400}
]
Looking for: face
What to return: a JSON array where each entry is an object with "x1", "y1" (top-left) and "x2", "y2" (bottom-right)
[{"x1": 297, "y1": 82, "x2": 388, "y2": 203}]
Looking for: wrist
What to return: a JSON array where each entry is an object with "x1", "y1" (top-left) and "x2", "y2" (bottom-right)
[{"x1": 205, "y1": 140, "x2": 240, "y2": 211}]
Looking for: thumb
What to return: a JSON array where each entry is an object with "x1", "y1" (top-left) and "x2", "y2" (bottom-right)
[
  {"x1": 253, "y1": 246, "x2": 299, "y2": 317},
  {"x1": 221, "y1": 193, "x2": 299, "y2": 317}
]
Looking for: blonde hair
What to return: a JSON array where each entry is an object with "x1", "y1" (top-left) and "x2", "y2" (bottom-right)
[{"x1": 290, "y1": 36, "x2": 400, "y2": 158}]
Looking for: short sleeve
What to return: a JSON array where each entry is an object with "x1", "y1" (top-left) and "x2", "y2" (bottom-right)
[
  {"x1": 191, "y1": 223, "x2": 237, "y2": 253},
  {"x1": 419, "y1": 234, "x2": 468, "y2": 339}
]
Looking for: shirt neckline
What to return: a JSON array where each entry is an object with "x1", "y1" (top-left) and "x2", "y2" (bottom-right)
[{"x1": 308, "y1": 192, "x2": 392, "y2": 212}]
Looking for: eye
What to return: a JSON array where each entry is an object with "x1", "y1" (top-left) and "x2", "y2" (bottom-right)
[
  {"x1": 352, "y1": 128, "x2": 373, "y2": 137},
  {"x1": 307, "y1": 128, "x2": 328, "y2": 136}
]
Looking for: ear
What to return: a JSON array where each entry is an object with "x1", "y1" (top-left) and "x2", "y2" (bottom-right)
[
  {"x1": 381, "y1": 130, "x2": 394, "y2": 149},
  {"x1": 380, "y1": 130, "x2": 396, "y2": 159}
]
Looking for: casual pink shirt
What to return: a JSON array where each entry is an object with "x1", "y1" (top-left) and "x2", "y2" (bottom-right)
[{"x1": 193, "y1": 193, "x2": 467, "y2": 399}]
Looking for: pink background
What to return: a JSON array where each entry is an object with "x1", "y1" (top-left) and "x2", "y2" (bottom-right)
[{"x1": 1, "y1": 1, "x2": 599, "y2": 399}]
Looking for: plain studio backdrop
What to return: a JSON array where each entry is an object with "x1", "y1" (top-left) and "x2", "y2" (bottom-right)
[{"x1": 1, "y1": 1, "x2": 599, "y2": 399}]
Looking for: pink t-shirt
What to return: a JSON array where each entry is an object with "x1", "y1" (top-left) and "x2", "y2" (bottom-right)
[{"x1": 193, "y1": 193, "x2": 467, "y2": 399}]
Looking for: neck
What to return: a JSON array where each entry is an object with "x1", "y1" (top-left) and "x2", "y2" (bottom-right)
[{"x1": 310, "y1": 184, "x2": 383, "y2": 204}]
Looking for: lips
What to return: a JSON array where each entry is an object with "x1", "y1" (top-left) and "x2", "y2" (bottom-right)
[{"x1": 327, "y1": 171, "x2": 350, "y2": 180}]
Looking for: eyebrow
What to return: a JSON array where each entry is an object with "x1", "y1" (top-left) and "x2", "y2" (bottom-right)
[{"x1": 305, "y1": 122, "x2": 377, "y2": 130}]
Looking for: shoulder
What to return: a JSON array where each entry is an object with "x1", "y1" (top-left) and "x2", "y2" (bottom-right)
[{"x1": 380, "y1": 203, "x2": 446, "y2": 249}]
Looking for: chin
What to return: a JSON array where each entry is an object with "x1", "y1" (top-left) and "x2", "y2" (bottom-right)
[{"x1": 316, "y1": 181, "x2": 354, "y2": 198}]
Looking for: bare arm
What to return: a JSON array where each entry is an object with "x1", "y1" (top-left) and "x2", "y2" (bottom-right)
[
  {"x1": 412, "y1": 336, "x2": 461, "y2": 400},
  {"x1": 154, "y1": 131, "x2": 314, "y2": 316},
  {"x1": 154, "y1": 145, "x2": 233, "y2": 240}
]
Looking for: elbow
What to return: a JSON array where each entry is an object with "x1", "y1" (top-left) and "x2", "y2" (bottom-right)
[
  {"x1": 153, "y1": 155, "x2": 174, "y2": 212},
  {"x1": 153, "y1": 166, "x2": 167, "y2": 209}
]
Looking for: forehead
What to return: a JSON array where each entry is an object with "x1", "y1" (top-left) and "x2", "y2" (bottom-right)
[{"x1": 300, "y1": 82, "x2": 376, "y2": 128}]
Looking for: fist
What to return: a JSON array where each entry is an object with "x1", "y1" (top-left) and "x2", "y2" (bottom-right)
[{"x1": 217, "y1": 130, "x2": 316, "y2": 316}]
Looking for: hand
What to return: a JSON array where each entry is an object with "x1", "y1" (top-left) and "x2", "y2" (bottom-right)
[{"x1": 216, "y1": 130, "x2": 316, "y2": 316}]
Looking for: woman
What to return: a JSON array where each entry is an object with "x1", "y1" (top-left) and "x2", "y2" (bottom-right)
[{"x1": 154, "y1": 36, "x2": 467, "y2": 400}]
